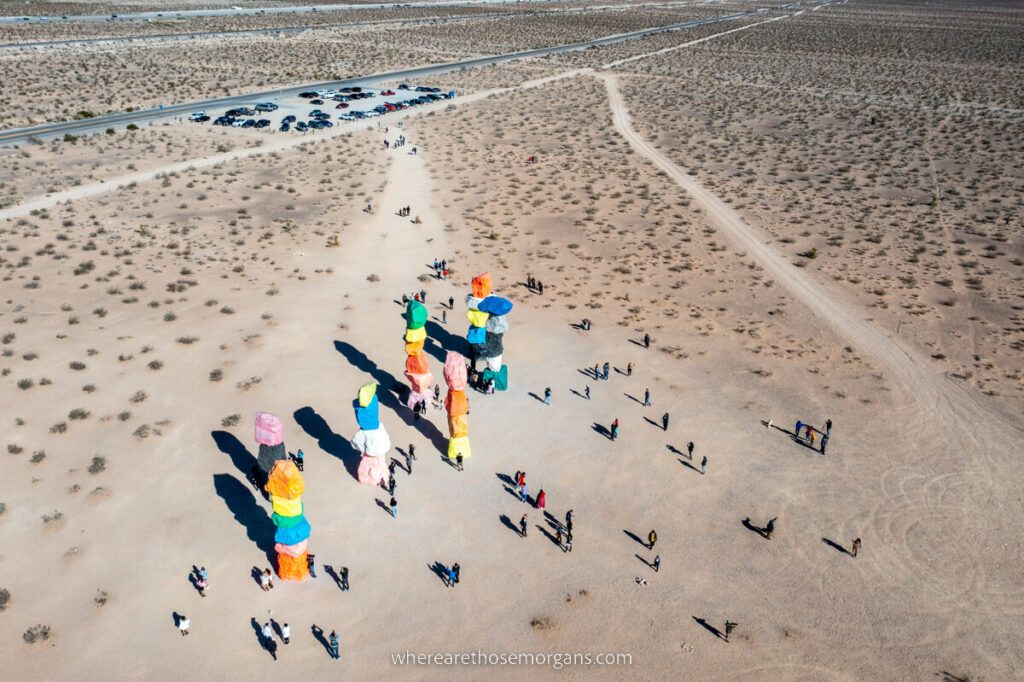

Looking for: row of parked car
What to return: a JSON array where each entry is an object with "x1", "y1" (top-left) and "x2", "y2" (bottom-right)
[{"x1": 187, "y1": 85, "x2": 452, "y2": 133}]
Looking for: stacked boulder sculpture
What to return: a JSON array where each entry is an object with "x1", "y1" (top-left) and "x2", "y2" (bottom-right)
[
  {"x1": 255, "y1": 412, "x2": 287, "y2": 482},
  {"x1": 466, "y1": 272, "x2": 513, "y2": 389},
  {"x1": 444, "y1": 351, "x2": 471, "y2": 461},
  {"x1": 403, "y1": 299, "x2": 433, "y2": 409},
  {"x1": 351, "y1": 381, "x2": 391, "y2": 486},
  {"x1": 267, "y1": 459, "x2": 310, "y2": 580}
]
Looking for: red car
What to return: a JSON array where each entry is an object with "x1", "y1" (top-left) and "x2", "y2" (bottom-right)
[
  {"x1": 335, "y1": 102, "x2": 349, "y2": 109},
  {"x1": 381, "y1": 90, "x2": 395, "y2": 96}
]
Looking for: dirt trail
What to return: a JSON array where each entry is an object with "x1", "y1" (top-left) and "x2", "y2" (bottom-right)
[{"x1": 596, "y1": 71, "x2": 1020, "y2": 445}]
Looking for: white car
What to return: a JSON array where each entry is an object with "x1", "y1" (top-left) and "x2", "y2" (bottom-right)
[
  {"x1": 364, "y1": 110, "x2": 380, "y2": 118},
  {"x1": 232, "y1": 119, "x2": 248, "y2": 127},
  {"x1": 188, "y1": 111, "x2": 207, "y2": 120},
  {"x1": 339, "y1": 113, "x2": 355, "y2": 121}
]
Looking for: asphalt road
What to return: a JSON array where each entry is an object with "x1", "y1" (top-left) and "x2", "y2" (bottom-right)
[
  {"x1": 0, "y1": 1, "x2": 695, "y2": 50},
  {"x1": 0, "y1": 8, "x2": 758, "y2": 145},
  {"x1": 0, "y1": 0, "x2": 567, "y2": 24}
]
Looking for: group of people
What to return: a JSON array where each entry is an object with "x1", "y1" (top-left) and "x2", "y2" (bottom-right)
[
  {"x1": 432, "y1": 258, "x2": 450, "y2": 280},
  {"x1": 525, "y1": 274, "x2": 544, "y2": 295},
  {"x1": 442, "y1": 562, "x2": 461, "y2": 587},
  {"x1": 397, "y1": 205, "x2": 412, "y2": 217},
  {"x1": 793, "y1": 418, "x2": 832, "y2": 455}
]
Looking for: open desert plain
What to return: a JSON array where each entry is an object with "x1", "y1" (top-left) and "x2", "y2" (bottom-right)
[{"x1": 0, "y1": 0, "x2": 1021, "y2": 679}]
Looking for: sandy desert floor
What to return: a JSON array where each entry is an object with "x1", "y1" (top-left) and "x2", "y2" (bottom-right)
[{"x1": 0, "y1": 1, "x2": 1022, "y2": 680}]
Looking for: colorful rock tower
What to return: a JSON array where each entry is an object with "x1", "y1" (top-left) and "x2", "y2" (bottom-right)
[
  {"x1": 403, "y1": 299, "x2": 433, "y2": 409},
  {"x1": 267, "y1": 459, "x2": 310, "y2": 580},
  {"x1": 443, "y1": 351, "x2": 471, "y2": 461},
  {"x1": 351, "y1": 381, "x2": 391, "y2": 486},
  {"x1": 465, "y1": 272, "x2": 513, "y2": 389}
]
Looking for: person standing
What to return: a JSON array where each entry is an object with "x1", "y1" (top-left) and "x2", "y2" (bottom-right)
[
  {"x1": 648, "y1": 529, "x2": 657, "y2": 550},
  {"x1": 520, "y1": 482, "x2": 529, "y2": 504},
  {"x1": 388, "y1": 474, "x2": 396, "y2": 496},
  {"x1": 543, "y1": 387, "x2": 551, "y2": 405},
  {"x1": 263, "y1": 568, "x2": 274, "y2": 591},
  {"x1": 687, "y1": 441, "x2": 694, "y2": 459},
  {"x1": 851, "y1": 537, "x2": 861, "y2": 558},
  {"x1": 456, "y1": 454, "x2": 464, "y2": 471},
  {"x1": 556, "y1": 527, "x2": 563, "y2": 549},
  {"x1": 765, "y1": 517, "x2": 777, "y2": 539},
  {"x1": 603, "y1": 362, "x2": 610, "y2": 380},
  {"x1": 536, "y1": 489, "x2": 546, "y2": 510},
  {"x1": 295, "y1": 448, "x2": 304, "y2": 472},
  {"x1": 538, "y1": 281, "x2": 544, "y2": 295},
  {"x1": 329, "y1": 631, "x2": 340, "y2": 660},
  {"x1": 262, "y1": 622, "x2": 273, "y2": 646},
  {"x1": 307, "y1": 553, "x2": 317, "y2": 579},
  {"x1": 643, "y1": 333, "x2": 650, "y2": 349},
  {"x1": 627, "y1": 362, "x2": 633, "y2": 377},
  {"x1": 390, "y1": 496, "x2": 397, "y2": 518},
  {"x1": 452, "y1": 563, "x2": 461, "y2": 585},
  {"x1": 178, "y1": 615, "x2": 191, "y2": 636},
  {"x1": 340, "y1": 566, "x2": 349, "y2": 591},
  {"x1": 565, "y1": 532, "x2": 573, "y2": 553},
  {"x1": 700, "y1": 455, "x2": 707, "y2": 475},
  {"x1": 611, "y1": 419, "x2": 619, "y2": 441},
  {"x1": 724, "y1": 621, "x2": 737, "y2": 642},
  {"x1": 448, "y1": 295, "x2": 454, "y2": 309},
  {"x1": 282, "y1": 623, "x2": 291, "y2": 645},
  {"x1": 653, "y1": 555, "x2": 661, "y2": 573},
  {"x1": 407, "y1": 443, "x2": 416, "y2": 472},
  {"x1": 644, "y1": 388, "x2": 651, "y2": 406},
  {"x1": 195, "y1": 575, "x2": 207, "y2": 597},
  {"x1": 420, "y1": 289, "x2": 427, "y2": 303},
  {"x1": 662, "y1": 413, "x2": 669, "y2": 431},
  {"x1": 808, "y1": 430, "x2": 816, "y2": 448},
  {"x1": 820, "y1": 435, "x2": 828, "y2": 456},
  {"x1": 441, "y1": 309, "x2": 447, "y2": 324},
  {"x1": 826, "y1": 418, "x2": 832, "y2": 437},
  {"x1": 566, "y1": 509, "x2": 574, "y2": 535},
  {"x1": 388, "y1": 459, "x2": 397, "y2": 476},
  {"x1": 795, "y1": 420, "x2": 803, "y2": 441},
  {"x1": 584, "y1": 385, "x2": 590, "y2": 400},
  {"x1": 520, "y1": 514, "x2": 528, "y2": 537}
]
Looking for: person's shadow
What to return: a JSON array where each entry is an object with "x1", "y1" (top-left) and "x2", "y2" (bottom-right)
[
  {"x1": 536, "y1": 523, "x2": 561, "y2": 547},
  {"x1": 293, "y1": 406, "x2": 360, "y2": 479},
  {"x1": 821, "y1": 537, "x2": 850, "y2": 555},
  {"x1": 693, "y1": 616, "x2": 726, "y2": 640},
  {"x1": 311, "y1": 624, "x2": 332, "y2": 655},
  {"x1": 667, "y1": 444, "x2": 684, "y2": 457},
  {"x1": 498, "y1": 514, "x2": 520, "y2": 536},
  {"x1": 578, "y1": 367, "x2": 599, "y2": 380},
  {"x1": 428, "y1": 561, "x2": 450, "y2": 586},
  {"x1": 496, "y1": 473, "x2": 520, "y2": 500},
  {"x1": 679, "y1": 458, "x2": 700, "y2": 473},
  {"x1": 643, "y1": 416, "x2": 662, "y2": 429},
  {"x1": 635, "y1": 553, "x2": 655, "y2": 569},
  {"x1": 375, "y1": 498, "x2": 393, "y2": 516},
  {"x1": 624, "y1": 393, "x2": 644, "y2": 405},
  {"x1": 622, "y1": 529, "x2": 646, "y2": 548},
  {"x1": 592, "y1": 423, "x2": 612, "y2": 439},
  {"x1": 324, "y1": 565, "x2": 343, "y2": 590},
  {"x1": 527, "y1": 392, "x2": 547, "y2": 404},
  {"x1": 250, "y1": 566, "x2": 265, "y2": 589},
  {"x1": 742, "y1": 517, "x2": 769, "y2": 538},
  {"x1": 213, "y1": 474, "x2": 275, "y2": 557}
]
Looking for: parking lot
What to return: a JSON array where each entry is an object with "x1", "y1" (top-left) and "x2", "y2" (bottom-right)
[{"x1": 186, "y1": 82, "x2": 455, "y2": 134}]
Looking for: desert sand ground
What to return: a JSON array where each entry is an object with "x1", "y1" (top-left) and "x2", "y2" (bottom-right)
[{"x1": 0, "y1": 1, "x2": 1022, "y2": 680}]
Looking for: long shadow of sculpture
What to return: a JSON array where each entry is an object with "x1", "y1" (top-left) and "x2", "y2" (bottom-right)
[
  {"x1": 423, "y1": 320, "x2": 471, "y2": 363},
  {"x1": 333, "y1": 340, "x2": 447, "y2": 452},
  {"x1": 293, "y1": 406, "x2": 361, "y2": 480},
  {"x1": 213, "y1": 473, "x2": 275, "y2": 561}
]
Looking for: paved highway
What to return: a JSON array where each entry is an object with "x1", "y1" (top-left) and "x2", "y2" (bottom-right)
[
  {"x1": 0, "y1": 8, "x2": 759, "y2": 145},
  {"x1": 0, "y1": 0, "x2": 570, "y2": 24},
  {"x1": 0, "y1": 2, "x2": 700, "y2": 50}
]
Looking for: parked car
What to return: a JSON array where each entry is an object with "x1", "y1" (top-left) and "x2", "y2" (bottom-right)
[
  {"x1": 190, "y1": 114, "x2": 210, "y2": 123},
  {"x1": 309, "y1": 109, "x2": 324, "y2": 117},
  {"x1": 398, "y1": 83, "x2": 410, "y2": 90},
  {"x1": 232, "y1": 119, "x2": 248, "y2": 127},
  {"x1": 255, "y1": 119, "x2": 270, "y2": 128},
  {"x1": 340, "y1": 113, "x2": 355, "y2": 121},
  {"x1": 295, "y1": 121, "x2": 308, "y2": 132},
  {"x1": 299, "y1": 92, "x2": 317, "y2": 99},
  {"x1": 310, "y1": 99, "x2": 324, "y2": 105},
  {"x1": 282, "y1": 114, "x2": 296, "y2": 124},
  {"x1": 241, "y1": 119, "x2": 256, "y2": 128},
  {"x1": 213, "y1": 116, "x2": 234, "y2": 126},
  {"x1": 188, "y1": 111, "x2": 207, "y2": 120},
  {"x1": 381, "y1": 90, "x2": 396, "y2": 96},
  {"x1": 335, "y1": 102, "x2": 350, "y2": 109},
  {"x1": 255, "y1": 102, "x2": 278, "y2": 112},
  {"x1": 279, "y1": 122, "x2": 290, "y2": 132}
]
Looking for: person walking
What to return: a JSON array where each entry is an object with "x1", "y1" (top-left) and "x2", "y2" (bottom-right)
[
  {"x1": 687, "y1": 441, "x2": 694, "y2": 459},
  {"x1": 452, "y1": 563, "x2": 461, "y2": 585},
  {"x1": 195, "y1": 576, "x2": 207, "y2": 597},
  {"x1": 724, "y1": 621, "x2": 737, "y2": 642},
  {"x1": 565, "y1": 532, "x2": 573, "y2": 553},
  {"x1": 584, "y1": 385, "x2": 590, "y2": 400},
  {"x1": 388, "y1": 459, "x2": 397, "y2": 476},
  {"x1": 329, "y1": 630, "x2": 340, "y2": 660},
  {"x1": 543, "y1": 387, "x2": 551, "y2": 405},
  {"x1": 765, "y1": 517, "x2": 777, "y2": 539},
  {"x1": 536, "y1": 489, "x2": 546, "y2": 510},
  {"x1": 340, "y1": 566, "x2": 349, "y2": 591},
  {"x1": 648, "y1": 529, "x2": 657, "y2": 550},
  {"x1": 643, "y1": 333, "x2": 650, "y2": 349},
  {"x1": 307, "y1": 553, "x2": 317, "y2": 579},
  {"x1": 653, "y1": 555, "x2": 661, "y2": 573},
  {"x1": 643, "y1": 388, "x2": 651, "y2": 406},
  {"x1": 519, "y1": 482, "x2": 529, "y2": 504},
  {"x1": 662, "y1": 413, "x2": 669, "y2": 431},
  {"x1": 282, "y1": 623, "x2": 291, "y2": 645},
  {"x1": 389, "y1": 496, "x2": 397, "y2": 518},
  {"x1": 178, "y1": 615, "x2": 190, "y2": 636},
  {"x1": 700, "y1": 455, "x2": 707, "y2": 475},
  {"x1": 851, "y1": 537, "x2": 861, "y2": 558},
  {"x1": 520, "y1": 514, "x2": 528, "y2": 537},
  {"x1": 388, "y1": 474, "x2": 396, "y2": 496},
  {"x1": 198, "y1": 566, "x2": 208, "y2": 583},
  {"x1": 261, "y1": 622, "x2": 273, "y2": 645},
  {"x1": 407, "y1": 443, "x2": 416, "y2": 472},
  {"x1": 627, "y1": 362, "x2": 633, "y2": 377},
  {"x1": 611, "y1": 419, "x2": 619, "y2": 441}
]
